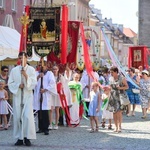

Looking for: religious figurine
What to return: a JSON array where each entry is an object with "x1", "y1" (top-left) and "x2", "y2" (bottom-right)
[
  {"x1": 40, "y1": 19, "x2": 47, "y2": 39},
  {"x1": 85, "y1": 32, "x2": 91, "y2": 47}
]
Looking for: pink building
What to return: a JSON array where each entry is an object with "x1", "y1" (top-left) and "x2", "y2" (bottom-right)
[
  {"x1": 0, "y1": 0, "x2": 30, "y2": 32},
  {"x1": 0, "y1": 0, "x2": 90, "y2": 32}
]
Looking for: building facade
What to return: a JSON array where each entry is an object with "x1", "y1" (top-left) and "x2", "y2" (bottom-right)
[
  {"x1": 0, "y1": 0, "x2": 30, "y2": 32},
  {"x1": 0, "y1": 0, "x2": 90, "y2": 32},
  {"x1": 89, "y1": 4, "x2": 134, "y2": 67}
]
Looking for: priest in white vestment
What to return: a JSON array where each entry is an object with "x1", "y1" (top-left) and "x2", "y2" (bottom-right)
[
  {"x1": 33, "y1": 61, "x2": 58, "y2": 134},
  {"x1": 8, "y1": 52, "x2": 37, "y2": 146},
  {"x1": 68, "y1": 73, "x2": 82, "y2": 125}
]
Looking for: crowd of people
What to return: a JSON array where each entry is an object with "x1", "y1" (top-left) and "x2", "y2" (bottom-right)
[{"x1": 0, "y1": 52, "x2": 150, "y2": 146}]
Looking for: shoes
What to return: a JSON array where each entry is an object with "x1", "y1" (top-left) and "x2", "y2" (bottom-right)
[
  {"x1": 44, "y1": 130, "x2": 49, "y2": 135},
  {"x1": 53, "y1": 125, "x2": 58, "y2": 130},
  {"x1": 7, "y1": 123, "x2": 11, "y2": 127},
  {"x1": 141, "y1": 116, "x2": 147, "y2": 119},
  {"x1": 108, "y1": 125, "x2": 112, "y2": 130},
  {"x1": 89, "y1": 129, "x2": 95, "y2": 133},
  {"x1": 4, "y1": 125, "x2": 8, "y2": 130},
  {"x1": 117, "y1": 129, "x2": 121, "y2": 133},
  {"x1": 36, "y1": 130, "x2": 43, "y2": 133},
  {"x1": 0, "y1": 124, "x2": 3, "y2": 128},
  {"x1": 113, "y1": 128, "x2": 118, "y2": 132},
  {"x1": 95, "y1": 126, "x2": 99, "y2": 132},
  {"x1": 24, "y1": 138, "x2": 31, "y2": 146},
  {"x1": 101, "y1": 121, "x2": 105, "y2": 128},
  {"x1": 132, "y1": 112, "x2": 135, "y2": 116},
  {"x1": 48, "y1": 125, "x2": 53, "y2": 130},
  {"x1": 14, "y1": 139, "x2": 23, "y2": 146},
  {"x1": 126, "y1": 113, "x2": 132, "y2": 117}
]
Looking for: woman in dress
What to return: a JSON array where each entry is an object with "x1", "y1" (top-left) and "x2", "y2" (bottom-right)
[
  {"x1": 109, "y1": 67, "x2": 128, "y2": 133},
  {"x1": 126, "y1": 67, "x2": 140, "y2": 116},
  {"x1": 139, "y1": 70, "x2": 150, "y2": 119}
]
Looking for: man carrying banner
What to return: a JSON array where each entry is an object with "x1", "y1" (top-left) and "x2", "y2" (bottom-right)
[{"x1": 8, "y1": 52, "x2": 37, "y2": 146}]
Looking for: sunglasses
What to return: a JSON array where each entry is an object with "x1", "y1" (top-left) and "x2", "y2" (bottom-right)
[
  {"x1": 142, "y1": 73, "x2": 148, "y2": 75},
  {"x1": 3, "y1": 70, "x2": 8, "y2": 72}
]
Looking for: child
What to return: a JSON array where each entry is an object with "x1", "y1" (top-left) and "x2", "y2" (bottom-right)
[
  {"x1": 101, "y1": 86, "x2": 113, "y2": 130},
  {"x1": 0, "y1": 79, "x2": 9, "y2": 130},
  {"x1": 88, "y1": 82, "x2": 101, "y2": 132}
]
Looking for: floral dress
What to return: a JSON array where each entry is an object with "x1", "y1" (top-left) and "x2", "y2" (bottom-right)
[
  {"x1": 108, "y1": 75, "x2": 123, "y2": 113},
  {"x1": 139, "y1": 79, "x2": 150, "y2": 108}
]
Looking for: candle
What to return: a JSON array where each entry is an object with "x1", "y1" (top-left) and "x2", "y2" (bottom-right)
[{"x1": 22, "y1": 53, "x2": 25, "y2": 68}]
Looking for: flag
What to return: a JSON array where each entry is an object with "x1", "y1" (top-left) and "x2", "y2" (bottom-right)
[{"x1": 61, "y1": 5, "x2": 68, "y2": 64}]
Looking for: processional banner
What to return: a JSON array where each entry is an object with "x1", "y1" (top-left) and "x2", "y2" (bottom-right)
[
  {"x1": 67, "y1": 21, "x2": 80, "y2": 64},
  {"x1": 76, "y1": 26, "x2": 101, "y2": 71},
  {"x1": 128, "y1": 46, "x2": 149, "y2": 69},
  {"x1": 26, "y1": 7, "x2": 61, "y2": 58}
]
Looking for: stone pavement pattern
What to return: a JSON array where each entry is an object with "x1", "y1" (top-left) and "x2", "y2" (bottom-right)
[{"x1": 0, "y1": 108, "x2": 150, "y2": 150}]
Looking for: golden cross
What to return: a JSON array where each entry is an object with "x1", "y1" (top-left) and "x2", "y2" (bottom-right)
[
  {"x1": 19, "y1": 13, "x2": 33, "y2": 26},
  {"x1": 19, "y1": 13, "x2": 34, "y2": 37}
]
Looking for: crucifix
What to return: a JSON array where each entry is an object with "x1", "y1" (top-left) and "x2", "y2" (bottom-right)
[
  {"x1": 19, "y1": 13, "x2": 34, "y2": 52},
  {"x1": 18, "y1": 13, "x2": 34, "y2": 124}
]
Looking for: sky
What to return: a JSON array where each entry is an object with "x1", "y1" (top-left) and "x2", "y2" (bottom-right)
[{"x1": 89, "y1": 0, "x2": 138, "y2": 33}]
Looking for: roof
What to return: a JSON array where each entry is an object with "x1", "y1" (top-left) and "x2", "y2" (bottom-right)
[{"x1": 123, "y1": 28, "x2": 137, "y2": 38}]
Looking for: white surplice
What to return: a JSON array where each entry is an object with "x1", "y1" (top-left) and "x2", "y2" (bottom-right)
[
  {"x1": 33, "y1": 71, "x2": 58, "y2": 110},
  {"x1": 80, "y1": 70, "x2": 99, "y2": 101},
  {"x1": 59, "y1": 74, "x2": 72, "y2": 107},
  {"x1": 8, "y1": 65, "x2": 37, "y2": 140}
]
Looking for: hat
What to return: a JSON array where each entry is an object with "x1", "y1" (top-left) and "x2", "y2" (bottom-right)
[
  {"x1": 142, "y1": 70, "x2": 149, "y2": 76},
  {"x1": 103, "y1": 85, "x2": 111, "y2": 91}
]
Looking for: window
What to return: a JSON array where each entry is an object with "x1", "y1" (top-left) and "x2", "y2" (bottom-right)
[
  {"x1": 23, "y1": 0, "x2": 27, "y2": 6},
  {"x1": 0, "y1": 0, "x2": 4, "y2": 8},
  {"x1": 12, "y1": 0, "x2": 17, "y2": 12}
]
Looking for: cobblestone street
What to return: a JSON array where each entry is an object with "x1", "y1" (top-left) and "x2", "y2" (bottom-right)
[{"x1": 0, "y1": 107, "x2": 150, "y2": 150}]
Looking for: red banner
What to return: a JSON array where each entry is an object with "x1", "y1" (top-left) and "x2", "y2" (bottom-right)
[
  {"x1": 17, "y1": 5, "x2": 30, "y2": 65},
  {"x1": 61, "y1": 5, "x2": 68, "y2": 64},
  {"x1": 47, "y1": 21, "x2": 80, "y2": 69},
  {"x1": 19, "y1": 5, "x2": 30, "y2": 53},
  {"x1": 67, "y1": 21, "x2": 80, "y2": 63},
  {"x1": 79, "y1": 23, "x2": 95, "y2": 80},
  {"x1": 128, "y1": 46, "x2": 149, "y2": 69}
]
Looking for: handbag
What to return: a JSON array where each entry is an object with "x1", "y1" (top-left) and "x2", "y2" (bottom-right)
[
  {"x1": 119, "y1": 92, "x2": 130, "y2": 106},
  {"x1": 106, "y1": 105, "x2": 114, "y2": 112},
  {"x1": 132, "y1": 88, "x2": 140, "y2": 94},
  {"x1": 106, "y1": 95, "x2": 114, "y2": 112}
]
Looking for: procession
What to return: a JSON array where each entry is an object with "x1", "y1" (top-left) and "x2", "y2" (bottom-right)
[
  {"x1": 0, "y1": 53, "x2": 150, "y2": 148},
  {"x1": 0, "y1": 0, "x2": 150, "y2": 150}
]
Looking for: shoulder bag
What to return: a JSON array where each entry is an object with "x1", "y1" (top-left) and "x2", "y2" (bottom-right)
[
  {"x1": 119, "y1": 92, "x2": 130, "y2": 106},
  {"x1": 132, "y1": 88, "x2": 140, "y2": 94}
]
